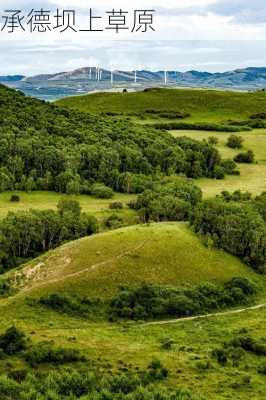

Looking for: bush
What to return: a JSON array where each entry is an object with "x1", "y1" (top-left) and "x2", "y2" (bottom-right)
[
  {"x1": 0, "y1": 327, "x2": 28, "y2": 355},
  {"x1": 234, "y1": 150, "x2": 255, "y2": 164},
  {"x1": 25, "y1": 344, "x2": 85, "y2": 366},
  {"x1": 105, "y1": 214, "x2": 124, "y2": 229},
  {"x1": 0, "y1": 278, "x2": 12, "y2": 297},
  {"x1": 109, "y1": 201, "x2": 124, "y2": 210},
  {"x1": 110, "y1": 278, "x2": 255, "y2": 321},
  {"x1": 57, "y1": 198, "x2": 81, "y2": 216},
  {"x1": 91, "y1": 184, "x2": 114, "y2": 199},
  {"x1": 39, "y1": 293, "x2": 93, "y2": 316},
  {"x1": 258, "y1": 362, "x2": 266, "y2": 375},
  {"x1": 9, "y1": 194, "x2": 20, "y2": 202},
  {"x1": 208, "y1": 136, "x2": 219, "y2": 145},
  {"x1": 227, "y1": 135, "x2": 244, "y2": 149}
]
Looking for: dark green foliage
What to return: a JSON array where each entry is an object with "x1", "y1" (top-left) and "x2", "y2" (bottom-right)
[
  {"x1": 226, "y1": 135, "x2": 244, "y2": 149},
  {"x1": 0, "y1": 85, "x2": 237, "y2": 196},
  {"x1": 254, "y1": 192, "x2": 266, "y2": 221},
  {"x1": 104, "y1": 214, "x2": 124, "y2": 229},
  {"x1": 9, "y1": 194, "x2": 20, "y2": 202},
  {"x1": 109, "y1": 201, "x2": 124, "y2": 210},
  {"x1": 0, "y1": 366, "x2": 198, "y2": 400},
  {"x1": 57, "y1": 198, "x2": 82, "y2": 216},
  {"x1": 145, "y1": 109, "x2": 190, "y2": 119},
  {"x1": 220, "y1": 159, "x2": 239, "y2": 175},
  {"x1": 25, "y1": 344, "x2": 85, "y2": 366},
  {"x1": 0, "y1": 202, "x2": 98, "y2": 272},
  {"x1": 109, "y1": 278, "x2": 255, "y2": 321},
  {"x1": 0, "y1": 327, "x2": 28, "y2": 355},
  {"x1": 129, "y1": 178, "x2": 201, "y2": 222},
  {"x1": 208, "y1": 136, "x2": 219, "y2": 145},
  {"x1": 0, "y1": 278, "x2": 12, "y2": 297},
  {"x1": 234, "y1": 150, "x2": 255, "y2": 163},
  {"x1": 217, "y1": 190, "x2": 252, "y2": 202},
  {"x1": 39, "y1": 293, "x2": 96, "y2": 317},
  {"x1": 250, "y1": 112, "x2": 266, "y2": 119},
  {"x1": 191, "y1": 198, "x2": 266, "y2": 270},
  {"x1": 91, "y1": 184, "x2": 114, "y2": 199},
  {"x1": 258, "y1": 362, "x2": 266, "y2": 374},
  {"x1": 230, "y1": 335, "x2": 266, "y2": 356},
  {"x1": 153, "y1": 121, "x2": 250, "y2": 132}
]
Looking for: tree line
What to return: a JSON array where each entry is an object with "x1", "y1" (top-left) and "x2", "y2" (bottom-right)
[{"x1": 0, "y1": 85, "x2": 237, "y2": 195}]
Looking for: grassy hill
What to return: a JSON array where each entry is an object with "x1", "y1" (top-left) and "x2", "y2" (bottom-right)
[
  {"x1": 57, "y1": 88, "x2": 266, "y2": 122},
  {"x1": 6, "y1": 222, "x2": 261, "y2": 300},
  {"x1": 0, "y1": 222, "x2": 265, "y2": 400}
]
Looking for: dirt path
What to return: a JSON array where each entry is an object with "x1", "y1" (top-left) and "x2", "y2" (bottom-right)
[
  {"x1": 19, "y1": 239, "x2": 150, "y2": 294},
  {"x1": 141, "y1": 303, "x2": 266, "y2": 326}
]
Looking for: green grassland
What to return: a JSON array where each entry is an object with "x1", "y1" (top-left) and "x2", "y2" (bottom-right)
[
  {"x1": 5, "y1": 222, "x2": 261, "y2": 300},
  {"x1": 57, "y1": 88, "x2": 266, "y2": 123},
  {"x1": 57, "y1": 88, "x2": 266, "y2": 197},
  {"x1": 0, "y1": 223, "x2": 265, "y2": 399},
  {"x1": 1, "y1": 88, "x2": 266, "y2": 399},
  {"x1": 171, "y1": 129, "x2": 266, "y2": 196},
  {"x1": 0, "y1": 191, "x2": 137, "y2": 227}
]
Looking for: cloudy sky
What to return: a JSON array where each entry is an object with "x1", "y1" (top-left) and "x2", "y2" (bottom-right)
[{"x1": 2, "y1": 0, "x2": 266, "y2": 75}]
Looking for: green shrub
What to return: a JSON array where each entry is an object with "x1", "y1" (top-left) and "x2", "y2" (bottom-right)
[
  {"x1": 39, "y1": 293, "x2": 93, "y2": 316},
  {"x1": 91, "y1": 184, "x2": 114, "y2": 199},
  {"x1": 109, "y1": 201, "x2": 124, "y2": 210},
  {"x1": 258, "y1": 362, "x2": 266, "y2": 374},
  {"x1": 226, "y1": 135, "x2": 244, "y2": 149},
  {"x1": 25, "y1": 344, "x2": 85, "y2": 366},
  {"x1": 9, "y1": 194, "x2": 20, "y2": 202},
  {"x1": 110, "y1": 278, "x2": 255, "y2": 321},
  {"x1": 105, "y1": 214, "x2": 124, "y2": 229},
  {"x1": 234, "y1": 150, "x2": 255, "y2": 164},
  {"x1": 0, "y1": 327, "x2": 28, "y2": 355}
]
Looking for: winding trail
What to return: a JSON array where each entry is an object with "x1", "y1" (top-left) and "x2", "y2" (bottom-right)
[
  {"x1": 19, "y1": 239, "x2": 150, "y2": 294},
  {"x1": 141, "y1": 303, "x2": 266, "y2": 327}
]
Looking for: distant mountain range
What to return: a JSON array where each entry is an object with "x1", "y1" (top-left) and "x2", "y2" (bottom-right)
[{"x1": 2, "y1": 67, "x2": 266, "y2": 100}]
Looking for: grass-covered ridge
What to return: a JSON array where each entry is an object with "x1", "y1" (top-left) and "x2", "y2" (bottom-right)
[
  {"x1": 57, "y1": 88, "x2": 266, "y2": 122},
  {"x1": 6, "y1": 222, "x2": 260, "y2": 300}
]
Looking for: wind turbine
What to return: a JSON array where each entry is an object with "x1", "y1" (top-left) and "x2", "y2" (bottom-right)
[{"x1": 164, "y1": 70, "x2": 168, "y2": 85}]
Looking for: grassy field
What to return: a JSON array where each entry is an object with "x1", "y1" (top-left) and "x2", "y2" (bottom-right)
[
  {"x1": 6, "y1": 223, "x2": 262, "y2": 300},
  {"x1": 1, "y1": 88, "x2": 265, "y2": 399},
  {"x1": 0, "y1": 222, "x2": 265, "y2": 399},
  {"x1": 171, "y1": 129, "x2": 266, "y2": 196},
  {"x1": 57, "y1": 88, "x2": 266, "y2": 123},
  {"x1": 57, "y1": 88, "x2": 266, "y2": 197},
  {"x1": 0, "y1": 191, "x2": 137, "y2": 226}
]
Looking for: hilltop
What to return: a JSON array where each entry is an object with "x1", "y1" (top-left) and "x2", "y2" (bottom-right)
[
  {"x1": 6, "y1": 222, "x2": 260, "y2": 301},
  {"x1": 57, "y1": 87, "x2": 266, "y2": 122}
]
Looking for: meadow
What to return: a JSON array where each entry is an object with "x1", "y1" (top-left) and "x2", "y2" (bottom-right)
[
  {"x1": 0, "y1": 87, "x2": 265, "y2": 400},
  {"x1": 171, "y1": 129, "x2": 266, "y2": 196}
]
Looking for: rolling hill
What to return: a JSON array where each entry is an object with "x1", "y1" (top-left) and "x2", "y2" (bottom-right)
[
  {"x1": 6, "y1": 222, "x2": 261, "y2": 301},
  {"x1": 57, "y1": 87, "x2": 266, "y2": 123}
]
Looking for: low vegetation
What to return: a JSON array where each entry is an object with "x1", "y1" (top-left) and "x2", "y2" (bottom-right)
[{"x1": 109, "y1": 278, "x2": 256, "y2": 321}]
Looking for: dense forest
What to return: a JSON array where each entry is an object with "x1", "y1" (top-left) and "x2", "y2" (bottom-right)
[{"x1": 0, "y1": 85, "x2": 237, "y2": 195}]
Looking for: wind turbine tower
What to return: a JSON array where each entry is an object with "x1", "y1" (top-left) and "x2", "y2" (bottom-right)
[
  {"x1": 134, "y1": 70, "x2": 137, "y2": 83},
  {"x1": 164, "y1": 70, "x2": 168, "y2": 85},
  {"x1": 111, "y1": 69, "x2": 114, "y2": 85}
]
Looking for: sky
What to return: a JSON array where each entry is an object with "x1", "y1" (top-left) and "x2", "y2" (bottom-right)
[{"x1": 2, "y1": 1, "x2": 266, "y2": 75}]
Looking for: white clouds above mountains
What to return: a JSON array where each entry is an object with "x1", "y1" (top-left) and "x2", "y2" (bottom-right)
[{"x1": 1, "y1": 1, "x2": 266, "y2": 74}]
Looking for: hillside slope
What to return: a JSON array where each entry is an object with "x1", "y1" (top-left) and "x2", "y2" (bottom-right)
[
  {"x1": 57, "y1": 88, "x2": 266, "y2": 122},
  {"x1": 7, "y1": 222, "x2": 260, "y2": 301}
]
